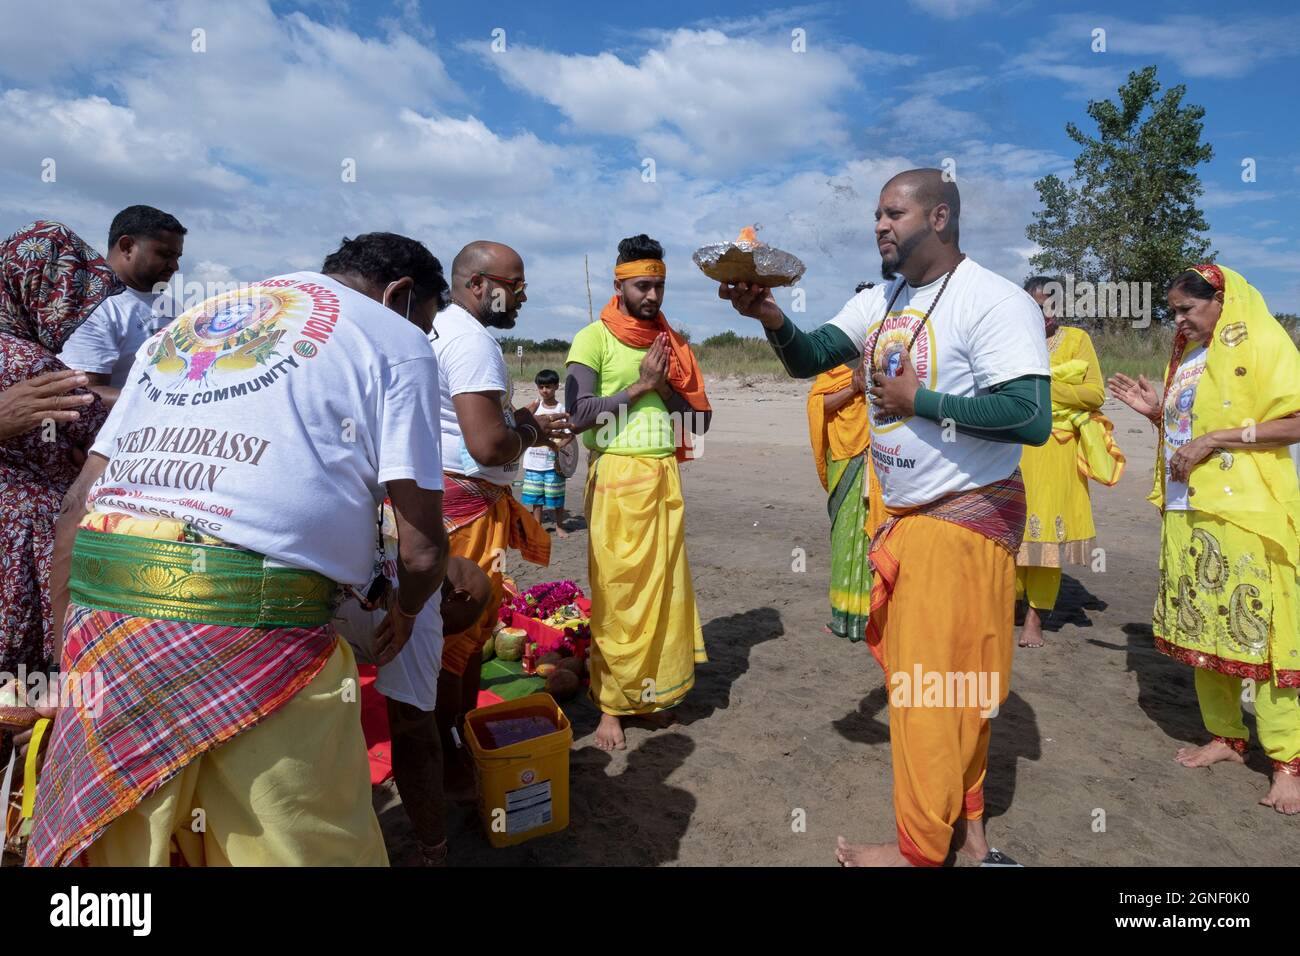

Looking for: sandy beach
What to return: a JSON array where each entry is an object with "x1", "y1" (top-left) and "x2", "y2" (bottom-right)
[{"x1": 375, "y1": 376, "x2": 1297, "y2": 866}]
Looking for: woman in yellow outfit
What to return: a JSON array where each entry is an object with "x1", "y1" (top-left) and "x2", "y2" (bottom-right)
[
  {"x1": 1016, "y1": 277, "x2": 1124, "y2": 647},
  {"x1": 1109, "y1": 264, "x2": 1300, "y2": 814}
]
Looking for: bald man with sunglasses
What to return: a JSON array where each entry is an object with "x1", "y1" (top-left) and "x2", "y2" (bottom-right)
[{"x1": 427, "y1": 241, "x2": 568, "y2": 793}]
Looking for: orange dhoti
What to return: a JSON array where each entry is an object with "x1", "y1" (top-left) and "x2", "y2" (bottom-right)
[
  {"x1": 867, "y1": 515, "x2": 1015, "y2": 866},
  {"x1": 440, "y1": 497, "x2": 511, "y2": 675},
  {"x1": 440, "y1": 479, "x2": 550, "y2": 676}
]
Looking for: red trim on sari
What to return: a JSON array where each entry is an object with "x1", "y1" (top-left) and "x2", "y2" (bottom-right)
[
  {"x1": 1153, "y1": 636, "x2": 1276, "y2": 683},
  {"x1": 1272, "y1": 756, "x2": 1300, "y2": 776}
]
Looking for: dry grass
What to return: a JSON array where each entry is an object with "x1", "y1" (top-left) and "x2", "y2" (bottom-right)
[
  {"x1": 513, "y1": 322, "x2": 1296, "y2": 387},
  {"x1": 510, "y1": 339, "x2": 785, "y2": 385}
]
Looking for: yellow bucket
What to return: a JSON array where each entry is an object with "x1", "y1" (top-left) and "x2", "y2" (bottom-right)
[{"x1": 465, "y1": 693, "x2": 572, "y2": 848}]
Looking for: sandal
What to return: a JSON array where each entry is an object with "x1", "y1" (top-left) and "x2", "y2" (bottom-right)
[{"x1": 980, "y1": 847, "x2": 1023, "y2": 867}]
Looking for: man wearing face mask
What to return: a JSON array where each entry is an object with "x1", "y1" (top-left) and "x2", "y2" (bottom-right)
[
  {"x1": 60, "y1": 205, "x2": 186, "y2": 408},
  {"x1": 428, "y1": 241, "x2": 563, "y2": 794},
  {"x1": 27, "y1": 232, "x2": 450, "y2": 866}
]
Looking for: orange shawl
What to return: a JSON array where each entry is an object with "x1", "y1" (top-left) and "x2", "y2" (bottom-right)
[{"x1": 599, "y1": 295, "x2": 711, "y2": 461}]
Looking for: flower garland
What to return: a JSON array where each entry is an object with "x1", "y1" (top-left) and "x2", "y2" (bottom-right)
[
  {"x1": 501, "y1": 580, "x2": 592, "y2": 656},
  {"x1": 502, "y1": 579, "x2": 584, "y2": 623}
]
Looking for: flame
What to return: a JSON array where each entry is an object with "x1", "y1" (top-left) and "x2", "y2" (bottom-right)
[{"x1": 735, "y1": 226, "x2": 758, "y2": 245}]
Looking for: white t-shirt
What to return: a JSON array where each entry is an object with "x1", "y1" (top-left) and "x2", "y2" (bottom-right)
[
  {"x1": 429, "y1": 303, "x2": 518, "y2": 485},
  {"x1": 523, "y1": 398, "x2": 564, "y2": 471},
  {"x1": 332, "y1": 503, "x2": 443, "y2": 711},
  {"x1": 828, "y1": 257, "x2": 1050, "y2": 508},
  {"x1": 60, "y1": 286, "x2": 167, "y2": 387},
  {"x1": 88, "y1": 271, "x2": 444, "y2": 586},
  {"x1": 1162, "y1": 345, "x2": 1208, "y2": 511}
]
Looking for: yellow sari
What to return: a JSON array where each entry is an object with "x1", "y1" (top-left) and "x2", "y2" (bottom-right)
[{"x1": 1148, "y1": 266, "x2": 1300, "y2": 689}]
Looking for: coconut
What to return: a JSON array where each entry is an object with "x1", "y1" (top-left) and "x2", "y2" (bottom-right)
[
  {"x1": 536, "y1": 662, "x2": 558, "y2": 678},
  {"x1": 481, "y1": 637, "x2": 495, "y2": 661},
  {"x1": 546, "y1": 669, "x2": 580, "y2": 701},
  {"x1": 494, "y1": 628, "x2": 527, "y2": 662},
  {"x1": 556, "y1": 657, "x2": 584, "y2": 679}
]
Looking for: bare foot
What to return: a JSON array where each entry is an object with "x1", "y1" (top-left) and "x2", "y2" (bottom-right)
[
  {"x1": 835, "y1": 836, "x2": 911, "y2": 867},
  {"x1": 556, "y1": 526, "x2": 570, "y2": 539},
  {"x1": 950, "y1": 816, "x2": 990, "y2": 863},
  {"x1": 1259, "y1": 772, "x2": 1300, "y2": 814},
  {"x1": 595, "y1": 713, "x2": 626, "y2": 751},
  {"x1": 1018, "y1": 607, "x2": 1044, "y2": 648},
  {"x1": 1174, "y1": 738, "x2": 1245, "y2": 768}
]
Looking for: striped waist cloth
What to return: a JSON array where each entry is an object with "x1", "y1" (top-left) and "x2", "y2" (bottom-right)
[{"x1": 871, "y1": 470, "x2": 1027, "y2": 556}]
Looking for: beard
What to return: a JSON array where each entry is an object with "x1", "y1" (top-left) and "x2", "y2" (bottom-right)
[
  {"x1": 473, "y1": 297, "x2": 517, "y2": 329},
  {"x1": 879, "y1": 224, "x2": 931, "y2": 281}
]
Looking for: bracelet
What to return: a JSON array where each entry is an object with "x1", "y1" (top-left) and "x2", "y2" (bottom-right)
[
  {"x1": 394, "y1": 601, "x2": 421, "y2": 620},
  {"x1": 518, "y1": 422, "x2": 539, "y2": 447}
]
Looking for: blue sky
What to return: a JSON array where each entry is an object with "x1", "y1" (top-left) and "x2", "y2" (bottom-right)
[{"x1": 2, "y1": 0, "x2": 1297, "y2": 340}]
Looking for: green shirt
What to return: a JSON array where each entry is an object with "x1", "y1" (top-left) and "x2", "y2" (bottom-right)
[{"x1": 566, "y1": 323, "x2": 675, "y2": 458}]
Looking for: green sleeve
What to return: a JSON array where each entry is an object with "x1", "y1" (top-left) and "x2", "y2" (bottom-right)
[
  {"x1": 912, "y1": 374, "x2": 1051, "y2": 445},
  {"x1": 763, "y1": 313, "x2": 860, "y2": 378}
]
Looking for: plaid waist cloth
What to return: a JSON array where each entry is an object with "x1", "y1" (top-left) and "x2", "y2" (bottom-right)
[
  {"x1": 25, "y1": 531, "x2": 337, "y2": 867},
  {"x1": 443, "y1": 473, "x2": 551, "y2": 567},
  {"x1": 870, "y1": 469, "x2": 1028, "y2": 558},
  {"x1": 442, "y1": 472, "x2": 509, "y2": 534}
]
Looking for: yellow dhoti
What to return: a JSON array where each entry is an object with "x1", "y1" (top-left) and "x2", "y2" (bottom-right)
[
  {"x1": 584, "y1": 453, "x2": 706, "y2": 716},
  {"x1": 86, "y1": 639, "x2": 388, "y2": 866},
  {"x1": 441, "y1": 496, "x2": 511, "y2": 676},
  {"x1": 868, "y1": 516, "x2": 1014, "y2": 866}
]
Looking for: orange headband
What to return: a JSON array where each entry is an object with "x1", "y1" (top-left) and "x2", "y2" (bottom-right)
[
  {"x1": 614, "y1": 259, "x2": 666, "y2": 280},
  {"x1": 1190, "y1": 263, "x2": 1223, "y2": 291}
]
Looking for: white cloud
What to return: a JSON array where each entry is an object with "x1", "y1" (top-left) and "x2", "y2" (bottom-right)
[
  {"x1": 475, "y1": 28, "x2": 868, "y2": 174},
  {"x1": 1057, "y1": 14, "x2": 1300, "y2": 79},
  {"x1": 908, "y1": 0, "x2": 995, "y2": 19},
  {"x1": 1200, "y1": 187, "x2": 1277, "y2": 209},
  {"x1": 0, "y1": 91, "x2": 248, "y2": 199}
]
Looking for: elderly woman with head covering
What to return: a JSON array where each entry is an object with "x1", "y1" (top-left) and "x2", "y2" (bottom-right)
[
  {"x1": 0, "y1": 220, "x2": 122, "y2": 681},
  {"x1": 1109, "y1": 264, "x2": 1300, "y2": 815}
]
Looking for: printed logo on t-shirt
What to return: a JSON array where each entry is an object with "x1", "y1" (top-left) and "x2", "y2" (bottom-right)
[
  {"x1": 138, "y1": 279, "x2": 339, "y2": 406},
  {"x1": 867, "y1": 308, "x2": 937, "y2": 434},
  {"x1": 1163, "y1": 350, "x2": 1207, "y2": 455}
]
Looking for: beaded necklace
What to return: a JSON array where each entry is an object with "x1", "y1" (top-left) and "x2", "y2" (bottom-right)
[{"x1": 862, "y1": 255, "x2": 964, "y2": 388}]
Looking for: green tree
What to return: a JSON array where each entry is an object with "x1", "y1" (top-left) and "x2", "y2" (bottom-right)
[
  {"x1": 702, "y1": 330, "x2": 743, "y2": 347},
  {"x1": 1027, "y1": 65, "x2": 1215, "y2": 323}
]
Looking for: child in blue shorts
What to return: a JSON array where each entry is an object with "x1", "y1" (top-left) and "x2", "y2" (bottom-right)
[{"x1": 521, "y1": 369, "x2": 570, "y2": 537}]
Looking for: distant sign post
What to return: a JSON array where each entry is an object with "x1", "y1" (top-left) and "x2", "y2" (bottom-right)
[{"x1": 516, "y1": 344, "x2": 524, "y2": 376}]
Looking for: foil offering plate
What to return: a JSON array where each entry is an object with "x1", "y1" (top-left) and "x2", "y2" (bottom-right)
[{"x1": 693, "y1": 227, "x2": 805, "y2": 287}]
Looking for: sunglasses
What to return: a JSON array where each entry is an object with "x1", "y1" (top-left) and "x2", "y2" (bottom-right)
[{"x1": 470, "y1": 272, "x2": 527, "y2": 295}]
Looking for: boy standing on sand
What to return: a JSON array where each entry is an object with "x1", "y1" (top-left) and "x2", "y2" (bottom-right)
[{"x1": 522, "y1": 369, "x2": 572, "y2": 537}]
